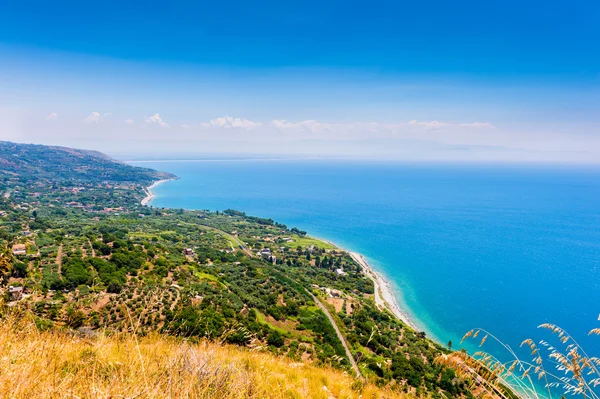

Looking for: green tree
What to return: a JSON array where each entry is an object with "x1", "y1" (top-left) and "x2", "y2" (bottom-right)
[{"x1": 267, "y1": 330, "x2": 284, "y2": 347}]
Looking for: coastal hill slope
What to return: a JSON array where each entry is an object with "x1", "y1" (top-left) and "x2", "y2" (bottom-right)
[
  {"x1": 0, "y1": 140, "x2": 174, "y2": 185},
  {"x1": 0, "y1": 313, "x2": 404, "y2": 399},
  {"x1": 0, "y1": 141, "x2": 504, "y2": 398}
]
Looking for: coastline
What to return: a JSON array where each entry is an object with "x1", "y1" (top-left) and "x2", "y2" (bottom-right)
[
  {"x1": 315, "y1": 237, "x2": 419, "y2": 331},
  {"x1": 349, "y1": 252, "x2": 418, "y2": 330},
  {"x1": 140, "y1": 176, "x2": 421, "y2": 333},
  {"x1": 141, "y1": 179, "x2": 171, "y2": 206}
]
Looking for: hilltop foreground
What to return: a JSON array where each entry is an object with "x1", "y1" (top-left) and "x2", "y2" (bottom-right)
[{"x1": 0, "y1": 312, "x2": 403, "y2": 399}]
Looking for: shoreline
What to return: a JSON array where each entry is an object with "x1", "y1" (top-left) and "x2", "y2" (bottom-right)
[
  {"x1": 141, "y1": 179, "x2": 171, "y2": 206},
  {"x1": 315, "y1": 237, "x2": 419, "y2": 331},
  {"x1": 349, "y1": 252, "x2": 418, "y2": 330},
  {"x1": 140, "y1": 176, "x2": 422, "y2": 333}
]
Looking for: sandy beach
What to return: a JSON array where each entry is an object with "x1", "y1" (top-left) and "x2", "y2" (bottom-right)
[
  {"x1": 141, "y1": 179, "x2": 171, "y2": 206},
  {"x1": 349, "y1": 252, "x2": 418, "y2": 330},
  {"x1": 317, "y1": 236, "x2": 419, "y2": 330}
]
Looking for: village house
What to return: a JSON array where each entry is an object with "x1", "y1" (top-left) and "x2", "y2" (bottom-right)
[
  {"x1": 8, "y1": 286, "x2": 23, "y2": 301},
  {"x1": 260, "y1": 248, "x2": 272, "y2": 257},
  {"x1": 102, "y1": 207, "x2": 123, "y2": 213},
  {"x1": 11, "y1": 244, "x2": 26, "y2": 256},
  {"x1": 319, "y1": 286, "x2": 343, "y2": 298},
  {"x1": 183, "y1": 248, "x2": 195, "y2": 256}
]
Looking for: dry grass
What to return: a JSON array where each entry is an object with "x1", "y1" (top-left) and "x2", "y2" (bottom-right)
[{"x1": 0, "y1": 312, "x2": 406, "y2": 399}]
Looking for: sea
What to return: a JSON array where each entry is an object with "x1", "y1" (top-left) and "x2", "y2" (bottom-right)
[{"x1": 128, "y1": 159, "x2": 600, "y2": 366}]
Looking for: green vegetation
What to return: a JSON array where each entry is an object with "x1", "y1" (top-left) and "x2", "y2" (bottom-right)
[
  {"x1": 282, "y1": 234, "x2": 337, "y2": 249},
  {"x1": 0, "y1": 140, "x2": 480, "y2": 397}
]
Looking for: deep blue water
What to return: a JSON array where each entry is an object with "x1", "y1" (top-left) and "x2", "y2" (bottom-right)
[{"x1": 130, "y1": 160, "x2": 600, "y2": 361}]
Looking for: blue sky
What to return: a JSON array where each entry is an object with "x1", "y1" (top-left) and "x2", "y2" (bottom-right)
[{"x1": 0, "y1": 0, "x2": 599, "y2": 161}]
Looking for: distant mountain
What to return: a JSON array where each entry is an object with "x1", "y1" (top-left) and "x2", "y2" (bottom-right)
[{"x1": 0, "y1": 140, "x2": 175, "y2": 185}]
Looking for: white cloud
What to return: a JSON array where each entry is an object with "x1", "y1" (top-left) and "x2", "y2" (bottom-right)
[
  {"x1": 409, "y1": 120, "x2": 446, "y2": 130},
  {"x1": 270, "y1": 119, "x2": 325, "y2": 132},
  {"x1": 124, "y1": 119, "x2": 134, "y2": 125},
  {"x1": 103, "y1": 112, "x2": 112, "y2": 117},
  {"x1": 409, "y1": 120, "x2": 495, "y2": 130},
  {"x1": 140, "y1": 117, "x2": 493, "y2": 136},
  {"x1": 184, "y1": 117, "x2": 496, "y2": 141},
  {"x1": 201, "y1": 116, "x2": 262, "y2": 129},
  {"x1": 145, "y1": 113, "x2": 170, "y2": 128},
  {"x1": 46, "y1": 112, "x2": 58, "y2": 121},
  {"x1": 83, "y1": 112, "x2": 102, "y2": 123},
  {"x1": 459, "y1": 122, "x2": 495, "y2": 129},
  {"x1": 270, "y1": 119, "x2": 295, "y2": 129}
]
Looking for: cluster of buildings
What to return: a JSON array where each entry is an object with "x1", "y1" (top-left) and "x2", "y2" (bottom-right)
[{"x1": 258, "y1": 248, "x2": 277, "y2": 264}]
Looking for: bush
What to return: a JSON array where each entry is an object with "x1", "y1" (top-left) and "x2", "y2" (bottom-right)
[{"x1": 267, "y1": 330, "x2": 284, "y2": 347}]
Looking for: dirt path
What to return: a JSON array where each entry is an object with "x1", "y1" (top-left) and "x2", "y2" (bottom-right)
[
  {"x1": 56, "y1": 244, "x2": 63, "y2": 273},
  {"x1": 190, "y1": 222, "x2": 255, "y2": 258},
  {"x1": 192, "y1": 223, "x2": 361, "y2": 377},
  {"x1": 88, "y1": 239, "x2": 96, "y2": 257},
  {"x1": 307, "y1": 290, "x2": 362, "y2": 378}
]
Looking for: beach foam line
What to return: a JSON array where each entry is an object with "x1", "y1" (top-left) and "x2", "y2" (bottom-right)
[
  {"x1": 141, "y1": 179, "x2": 172, "y2": 206},
  {"x1": 348, "y1": 252, "x2": 418, "y2": 330},
  {"x1": 314, "y1": 236, "x2": 419, "y2": 331}
]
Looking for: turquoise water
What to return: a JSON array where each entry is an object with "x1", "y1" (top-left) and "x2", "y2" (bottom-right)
[{"x1": 131, "y1": 159, "x2": 600, "y2": 360}]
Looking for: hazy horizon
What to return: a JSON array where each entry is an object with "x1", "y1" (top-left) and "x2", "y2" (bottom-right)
[{"x1": 1, "y1": 1, "x2": 599, "y2": 162}]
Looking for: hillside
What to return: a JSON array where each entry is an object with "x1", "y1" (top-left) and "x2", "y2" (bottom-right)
[
  {"x1": 0, "y1": 141, "x2": 174, "y2": 184},
  {"x1": 0, "y1": 311, "x2": 405, "y2": 399},
  {"x1": 0, "y1": 141, "x2": 496, "y2": 398}
]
